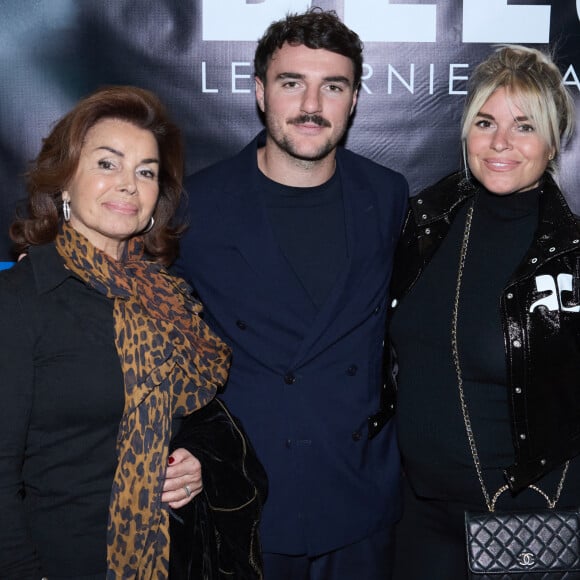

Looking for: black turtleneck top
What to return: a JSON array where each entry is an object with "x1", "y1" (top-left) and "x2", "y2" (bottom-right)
[
  {"x1": 391, "y1": 186, "x2": 541, "y2": 502},
  {"x1": 258, "y1": 170, "x2": 347, "y2": 310}
]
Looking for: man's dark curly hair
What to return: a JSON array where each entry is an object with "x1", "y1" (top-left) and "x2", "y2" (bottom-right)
[{"x1": 254, "y1": 7, "x2": 363, "y2": 89}]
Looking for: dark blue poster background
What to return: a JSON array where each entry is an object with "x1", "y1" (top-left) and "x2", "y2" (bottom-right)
[{"x1": 1, "y1": 0, "x2": 579, "y2": 265}]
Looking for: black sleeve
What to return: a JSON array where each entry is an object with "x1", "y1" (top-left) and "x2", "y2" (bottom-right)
[{"x1": 0, "y1": 268, "x2": 43, "y2": 578}]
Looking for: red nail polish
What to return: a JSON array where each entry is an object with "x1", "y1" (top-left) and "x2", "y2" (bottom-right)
[{"x1": 168, "y1": 456, "x2": 175, "y2": 464}]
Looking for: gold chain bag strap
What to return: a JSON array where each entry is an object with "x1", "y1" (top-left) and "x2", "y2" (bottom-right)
[{"x1": 452, "y1": 201, "x2": 580, "y2": 579}]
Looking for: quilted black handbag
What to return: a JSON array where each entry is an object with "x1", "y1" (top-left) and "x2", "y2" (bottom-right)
[
  {"x1": 454, "y1": 204, "x2": 580, "y2": 579},
  {"x1": 465, "y1": 508, "x2": 580, "y2": 578}
]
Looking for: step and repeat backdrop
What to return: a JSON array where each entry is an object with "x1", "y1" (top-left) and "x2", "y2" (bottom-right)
[{"x1": 1, "y1": 0, "x2": 579, "y2": 264}]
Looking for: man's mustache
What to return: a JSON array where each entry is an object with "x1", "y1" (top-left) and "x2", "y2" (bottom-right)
[{"x1": 289, "y1": 114, "x2": 331, "y2": 128}]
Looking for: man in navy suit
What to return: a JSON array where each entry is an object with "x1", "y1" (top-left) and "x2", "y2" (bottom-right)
[{"x1": 176, "y1": 8, "x2": 408, "y2": 579}]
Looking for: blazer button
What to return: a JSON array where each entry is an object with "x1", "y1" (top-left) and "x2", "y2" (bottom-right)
[
  {"x1": 236, "y1": 320, "x2": 247, "y2": 330},
  {"x1": 346, "y1": 365, "x2": 358, "y2": 376},
  {"x1": 352, "y1": 431, "x2": 362, "y2": 441},
  {"x1": 284, "y1": 373, "x2": 296, "y2": 385}
]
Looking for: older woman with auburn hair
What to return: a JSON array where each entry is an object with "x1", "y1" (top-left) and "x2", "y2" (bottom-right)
[
  {"x1": 0, "y1": 86, "x2": 265, "y2": 579},
  {"x1": 387, "y1": 46, "x2": 580, "y2": 578}
]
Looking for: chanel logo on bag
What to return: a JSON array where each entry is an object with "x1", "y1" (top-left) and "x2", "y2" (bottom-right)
[{"x1": 517, "y1": 551, "x2": 536, "y2": 567}]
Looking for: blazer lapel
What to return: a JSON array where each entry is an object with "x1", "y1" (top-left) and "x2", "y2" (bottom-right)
[
  {"x1": 291, "y1": 161, "x2": 382, "y2": 367},
  {"x1": 216, "y1": 136, "x2": 387, "y2": 370},
  {"x1": 218, "y1": 170, "x2": 319, "y2": 323}
]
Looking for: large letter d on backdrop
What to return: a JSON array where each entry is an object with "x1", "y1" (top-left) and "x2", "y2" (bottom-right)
[{"x1": 203, "y1": 0, "x2": 312, "y2": 41}]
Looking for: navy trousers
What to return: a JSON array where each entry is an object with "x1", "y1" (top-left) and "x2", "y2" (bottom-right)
[{"x1": 262, "y1": 526, "x2": 395, "y2": 580}]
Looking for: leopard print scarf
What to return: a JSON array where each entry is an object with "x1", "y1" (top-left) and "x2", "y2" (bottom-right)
[{"x1": 55, "y1": 223, "x2": 231, "y2": 579}]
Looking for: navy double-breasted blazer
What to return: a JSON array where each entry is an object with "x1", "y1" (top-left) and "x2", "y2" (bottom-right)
[{"x1": 175, "y1": 132, "x2": 408, "y2": 556}]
